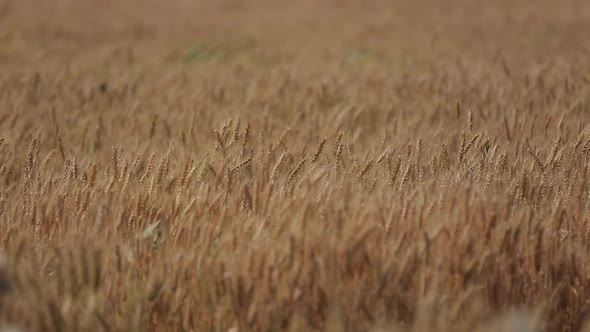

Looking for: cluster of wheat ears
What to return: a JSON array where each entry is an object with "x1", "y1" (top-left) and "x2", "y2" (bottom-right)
[{"x1": 2, "y1": 0, "x2": 590, "y2": 331}]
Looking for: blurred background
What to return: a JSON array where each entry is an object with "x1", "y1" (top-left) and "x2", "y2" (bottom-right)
[{"x1": 1, "y1": 0, "x2": 589, "y2": 74}]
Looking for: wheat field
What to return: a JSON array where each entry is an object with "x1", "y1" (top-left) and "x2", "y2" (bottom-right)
[{"x1": 1, "y1": 0, "x2": 590, "y2": 331}]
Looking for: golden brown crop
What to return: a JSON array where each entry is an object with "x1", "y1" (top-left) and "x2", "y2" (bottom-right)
[{"x1": 2, "y1": 0, "x2": 590, "y2": 331}]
